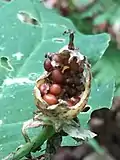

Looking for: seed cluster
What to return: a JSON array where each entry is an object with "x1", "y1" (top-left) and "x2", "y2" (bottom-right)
[{"x1": 39, "y1": 51, "x2": 86, "y2": 107}]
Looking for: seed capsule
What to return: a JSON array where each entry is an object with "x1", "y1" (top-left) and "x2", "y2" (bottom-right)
[{"x1": 34, "y1": 30, "x2": 92, "y2": 122}]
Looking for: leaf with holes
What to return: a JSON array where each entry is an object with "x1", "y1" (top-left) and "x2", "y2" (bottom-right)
[
  {"x1": 0, "y1": 0, "x2": 113, "y2": 159},
  {"x1": 78, "y1": 79, "x2": 115, "y2": 128}
]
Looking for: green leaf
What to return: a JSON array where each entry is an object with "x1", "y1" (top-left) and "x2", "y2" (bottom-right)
[
  {"x1": 78, "y1": 79, "x2": 115, "y2": 128},
  {"x1": 92, "y1": 42, "x2": 120, "y2": 96},
  {"x1": 61, "y1": 136, "x2": 77, "y2": 146},
  {"x1": 0, "y1": 0, "x2": 111, "y2": 158},
  {"x1": 93, "y1": 13, "x2": 108, "y2": 25},
  {"x1": 0, "y1": 0, "x2": 11, "y2": 7},
  {"x1": 63, "y1": 122, "x2": 96, "y2": 140}
]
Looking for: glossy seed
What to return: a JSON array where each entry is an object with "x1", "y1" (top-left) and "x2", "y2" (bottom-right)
[
  {"x1": 50, "y1": 84, "x2": 62, "y2": 96},
  {"x1": 39, "y1": 83, "x2": 50, "y2": 95},
  {"x1": 44, "y1": 59, "x2": 53, "y2": 72},
  {"x1": 43, "y1": 94, "x2": 58, "y2": 105},
  {"x1": 52, "y1": 69, "x2": 63, "y2": 84}
]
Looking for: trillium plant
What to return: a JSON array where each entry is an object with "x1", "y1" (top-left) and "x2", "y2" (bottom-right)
[
  {"x1": 1, "y1": 1, "x2": 115, "y2": 160},
  {"x1": 5, "y1": 30, "x2": 96, "y2": 160}
]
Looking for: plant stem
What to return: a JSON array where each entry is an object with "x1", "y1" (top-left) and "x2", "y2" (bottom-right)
[
  {"x1": 45, "y1": 132, "x2": 62, "y2": 160},
  {"x1": 12, "y1": 126, "x2": 55, "y2": 160}
]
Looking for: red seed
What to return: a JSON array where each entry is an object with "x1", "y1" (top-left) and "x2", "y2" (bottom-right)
[
  {"x1": 50, "y1": 84, "x2": 62, "y2": 96},
  {"x1": 39, "y1": 83, "x2": 49, "y2": 95},
  {"x1": 52, "y1": 69, "x2": 63, "y2": 84},
  {"x1": 44, "y1": 59, "x2": 53, "y2": 72},
  {"x1": 43, "y1": 94, "x2": 58, "y2": 105}
]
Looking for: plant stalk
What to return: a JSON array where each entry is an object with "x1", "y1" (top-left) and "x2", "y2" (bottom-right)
[{"x1": 12, "y1": 126, "x2": 55, "y2": 160}]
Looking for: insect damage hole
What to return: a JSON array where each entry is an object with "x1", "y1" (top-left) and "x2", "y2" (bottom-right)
[
  {"x1": 2, "y1": 0, "x2": 12, "y2": 2},
  {"x1": 17, "y1": 11, "x2": 39, "y2": 26},
  {"x1": 52, "y1": 38, "x2": 65, "y2": 43},
  {"x1": 0, "y1": 56, "x2": 13, "y2": 71},
  {"x1": 82, "y1": 105, "x2": 91, "y2": 112}
]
